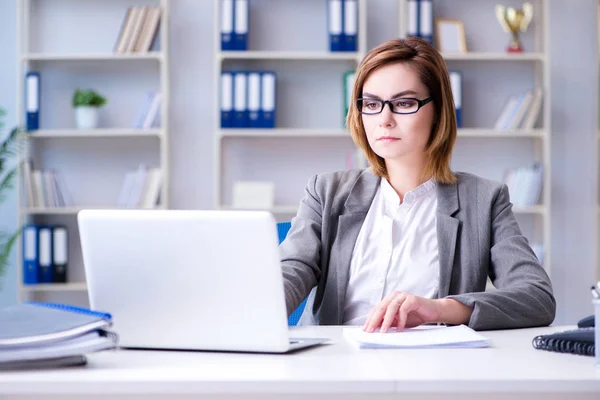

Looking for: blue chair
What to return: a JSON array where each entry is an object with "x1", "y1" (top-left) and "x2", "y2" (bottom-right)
[{"x1": 277, "y1": 222, "x2": 308, "y2": 326}]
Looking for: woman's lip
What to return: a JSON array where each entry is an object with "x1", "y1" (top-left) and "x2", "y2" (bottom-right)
[{"x1": 378, "y1": 136, "x2": 399, "y2": 140}]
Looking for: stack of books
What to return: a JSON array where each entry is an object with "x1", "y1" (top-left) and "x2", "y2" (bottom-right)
[
  {"x1": 117, "y1": 164, "x2": 162, "y2": 209},
  {"x1": 21, "y1": 161, "x2": 74, "y2": 209},
  {"x1": 494, "y1": 88, "x2": 543, "y2": 130},
  {"x1": 114, "y1": 6, "x2": 162, "y2": 53}
]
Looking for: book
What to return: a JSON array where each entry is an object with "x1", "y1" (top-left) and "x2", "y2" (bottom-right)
[
  {"x1": 0, "y1": 303, "x2": 117, "y2": 369},
  {"x1": 532, "y1": 327, "x2": 595, "y2": 356},
  {"x1": 343, "y1": 324, "x2": 491, "y2": 349}
]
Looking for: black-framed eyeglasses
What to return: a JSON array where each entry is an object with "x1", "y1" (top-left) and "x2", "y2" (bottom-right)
[{"x1": 356, "y1": 97, "x2": 433, "y2": 115}]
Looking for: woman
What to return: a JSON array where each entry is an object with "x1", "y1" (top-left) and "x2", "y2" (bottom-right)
[{"x1": 279, "y1": 37, "x2": 555, "y2": 332}]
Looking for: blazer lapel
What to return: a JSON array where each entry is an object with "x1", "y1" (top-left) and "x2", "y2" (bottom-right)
[
  {"x1": 436, "y1": 180, "x2": 460, "y2": 298},
  {"x1": 330, "y1": 169, "x2": 379, "y2": 324}
]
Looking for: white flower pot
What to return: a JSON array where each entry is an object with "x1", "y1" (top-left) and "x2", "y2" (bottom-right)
[{"x1": 75, "y1": 106, "x2": 99, "y2": 129}]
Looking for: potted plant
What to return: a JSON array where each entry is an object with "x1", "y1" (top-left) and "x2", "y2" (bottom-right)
[
  {"x1": 0, "y1": 108, "x2": 22, "y2": 287},
  {"x1": 72, "y1": 88, "x2": 107, "y2": 129}
]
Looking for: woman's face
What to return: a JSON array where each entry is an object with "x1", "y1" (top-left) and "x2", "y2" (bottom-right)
[{"x1": 360, "y1": 62, "x2": 434, "y2": 163}]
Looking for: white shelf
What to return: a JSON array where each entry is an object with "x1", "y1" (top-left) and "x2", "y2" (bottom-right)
[
  {"x1": 20, "y1": 206, "x2": 161, "y2": 215},
  {"x1": 219, "y1": 128, "x2": 350, "y2": 138},
  {"x1": 28, "y1": 128, "x2": 164, "y2": 139},
  {"x1": 441, "y1": 52, "x2": 546, "y2": 62},
  {"x1": 21, "y1": 282, "x2": 88, "y2": 292},
  {"x1": 219, "y1": 51, "x2": 361, "y2": 61},
  {"x1": 21, "y1": 52, "x2": 164, "y2": 62},
  {"x1": 218, "y1": 128, "x2": 546, "y2": 139},
  {"x1": 512, "y1": 205, "x2": 546, "y2": 215},
  {"x1": 457, "y1": 129, "x2": 547, "y2": 138},
  {"x1": 221, "y1": 204, "x2": 546, "y2": 216}
]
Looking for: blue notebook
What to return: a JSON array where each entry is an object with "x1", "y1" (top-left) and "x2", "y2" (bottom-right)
[{"x1": 0, "y1": 303, "x2": 117, "y2": 368}]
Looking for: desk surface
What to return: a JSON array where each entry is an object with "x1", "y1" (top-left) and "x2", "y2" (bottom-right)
[{"x1": 1, "y1": 325, "x2": 599, "y2": 397}]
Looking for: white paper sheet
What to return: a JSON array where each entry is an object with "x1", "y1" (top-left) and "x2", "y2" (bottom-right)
[{"x1": 343, "y1": 325, "x2": 491, "y2": 349}]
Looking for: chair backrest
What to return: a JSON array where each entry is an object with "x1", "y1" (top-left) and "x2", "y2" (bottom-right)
[{"x1": 276, "y1": 222, "x2": 307, "y2": 326}]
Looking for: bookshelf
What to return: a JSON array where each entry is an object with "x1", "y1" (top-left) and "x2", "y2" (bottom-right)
[
  {"x1": 213, "y1": 0, "x2": 368, "y2": 218},
  {"x1": 398, "y1": 0, "x2": 551, "y2": 274},
  {"x1": 15, "y1": 0, "x2": 170, "y2": 306}
]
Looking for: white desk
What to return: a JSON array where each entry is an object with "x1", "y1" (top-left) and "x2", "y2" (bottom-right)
[{"x1": 1, "y1": 326, "x2": 599, "y2": 400}]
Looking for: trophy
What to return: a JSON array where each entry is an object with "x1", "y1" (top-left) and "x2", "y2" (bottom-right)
[{"x1": 495, "y1": 3, "x2": 533, "y2": 53}]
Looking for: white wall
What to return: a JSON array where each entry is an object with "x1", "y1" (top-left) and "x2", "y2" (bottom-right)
[
  {"x1": 0, "y1": 0, "x2": 18, "y2": 307},
  {"x1": 0, "y1": 0, "x2": 597, "y2": 325}
]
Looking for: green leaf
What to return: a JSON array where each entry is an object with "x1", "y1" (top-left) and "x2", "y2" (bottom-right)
[
  {"x1": 0, "y1": 228, "x2": 21, "y2": 283},
  {"x1": 0, "y1": 167, "x2": 17, "y2": 203}
]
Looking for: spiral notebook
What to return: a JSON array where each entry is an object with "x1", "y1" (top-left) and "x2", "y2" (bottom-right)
[{"x1": 532, "y1": 327, "x2": 595, "y2": 356}]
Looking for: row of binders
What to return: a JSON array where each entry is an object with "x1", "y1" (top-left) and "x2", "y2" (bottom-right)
[
  {"x1": 114, "y1": 6, "x2": 162, "y2": 53},
  {"x1": 220, "y1": 0, "x2": 358, "y2": 52},
  {"x1": 117, "y1": 165, "x2": 162, "y2": 209},
  {"x1": 21, "y1": 161, "x2": 74, "y2": 209},
  {"x1": 133, "y1": 92, "x2": 162, "y2": 129},
  {"x1": 328, "y1": 0, "x2": 359, "y2": 52},
  {"x1": 503, "y1": 163, "x2": 543, "y2": 207},
  {"x1": 494, "y1": 89, "x2": 543, "y2": 130},
  {"x1": 22, "y1": 225, "x2": 68, "y2": 285},
  {"x1": 407, "y1": 0, "x2": 433, "y2": 44},
  {"x1": 221, "y1": 71, "x2": 276, "y2": 128},
  {"x1": 220, "y1": 0, "x2": 249, "y2": 51}
]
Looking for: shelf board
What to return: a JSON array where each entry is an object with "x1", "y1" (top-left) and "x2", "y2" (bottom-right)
[
  {"x1": 442, "y1": 52, "x2": 545, "y2": 62},
  {"x1": 219, "y1": 51, "x2": 361, "y2": 61},
  {"x1": 220, "y1": 204, "x2": 546, "y2": 216},
  {"x1": 457, "y1": 128, "x2": 547, "y2": 138},
  {"x1": 21, "y1": 206, "x2": 139, "y2": 215},
  {"x1": 220, "y1": 205, "x2": 298, "y2": 214},
  {"x1": 218, "y1": 128, "x2": 544, "y2": 139},
  {"x1": 512, "y1": 205, "x2": 546, "y2": 214},
  {"x1": 27, "y1": 128, "x2": 164, "y2": 139},
  {"x1": 21, "y1": 282, "x2": 88, "y2": 292},
  {"x1": 219, "y1": 128, "x2": 350, "y2": 138},
  {"x1": 21, "y1": 52, "x2": 164, "y2": 62}
]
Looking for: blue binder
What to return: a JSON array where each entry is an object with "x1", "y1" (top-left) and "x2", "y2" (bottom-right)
[
  {"x1": 220, "y1": 0, "x2": 234, "y2": 50},
  {"x1": 22, "y1": 225, "x2": 39, "y2": 285},
  {"x1": 233, "y1": 71, "x2": 248, "y2": 128},
  {"x1": 233, "y1": 0, "x2": 248, "y2": 51},
  {"x1": 449, "y1": 71, "x2": 462, "y2": 128},
  {"x1": 328, "y1": 0, "x2": 343, "y2": 52},
  {"x1": 38, "y1": 226, "x2": 53, "y2": 284},
  {"x1": 260, "y1": 72, "x2": 276, "y2": 128},
  {"x1": 247, "y1": 72, "x2": 261, "y2": 128},
  {"x1": 419, "y1": 0, "x2": 433, "y2": 44},
  {"x1": 407, "y1": 0, "x2": 419, "y2": 38},
  {"x1": 25, "y1": 72, "x2": 40, "y2": 131},
  {"x1": 220, "y1": 72, "x2": 234, "y2": 128},
  {"x1": 342, "y1": 0, "x2": 358, "y2": 51}
]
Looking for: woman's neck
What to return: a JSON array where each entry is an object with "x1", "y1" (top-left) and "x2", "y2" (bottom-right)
[{"x1": 385, "y1": 159, "x2": 429, "y2": 203}]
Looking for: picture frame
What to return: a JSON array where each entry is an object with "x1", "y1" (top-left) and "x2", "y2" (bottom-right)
[{"x1": 435, "y1": 18, "x2": 467, "y2": 53}]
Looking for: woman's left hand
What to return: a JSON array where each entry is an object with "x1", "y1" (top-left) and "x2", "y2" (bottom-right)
[{"x1": 362, "y1": 291, "x2": 443, "y2": 333}]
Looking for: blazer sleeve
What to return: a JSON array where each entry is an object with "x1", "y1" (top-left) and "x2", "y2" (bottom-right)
[
  {"x1": 447, "y1": 184, "x2": 556, "y2": 330},
  {"x1": 280, "y1": 175, "x2": 324, "y2": 316}
]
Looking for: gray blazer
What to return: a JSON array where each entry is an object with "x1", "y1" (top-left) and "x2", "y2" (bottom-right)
[{"x1": 280, "y1": 169, "x2": 556, "y2": 330}]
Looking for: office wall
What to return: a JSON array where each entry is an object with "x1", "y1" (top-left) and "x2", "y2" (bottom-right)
[
  {"x1": 0, "y1": 0, "x2": 597, "y2": 324},
  {"x1": 0, "y1": 0, "x2": 18, "y2": 308}
]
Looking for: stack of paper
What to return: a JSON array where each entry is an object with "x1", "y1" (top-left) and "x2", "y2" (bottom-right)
[{"x1": 343, "y1": 325, "x2": 491, "y2": 349}]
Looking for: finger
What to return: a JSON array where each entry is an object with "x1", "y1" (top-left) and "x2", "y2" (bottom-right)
[
  {"x1": 365, "y1": 302, "x2": 390, "y2": 333},
  {"x1": 397, "y1": 296, "x2": 419, "y2": 331},
  {"x1": 381, "y1": 297, "x2": 404, "y2": 333},
  {"x1": 362, "y1": 308, "x2": 375, "y2": 331}
]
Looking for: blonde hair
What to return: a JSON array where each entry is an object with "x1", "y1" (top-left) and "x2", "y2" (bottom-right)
[{"x1": 346, "y1": 37, "x2": 457, "y2": 184}]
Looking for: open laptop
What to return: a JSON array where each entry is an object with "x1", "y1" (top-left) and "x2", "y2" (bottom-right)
[{"x1": 77, "y1": 209, "x2": 327, "y2": 353}]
